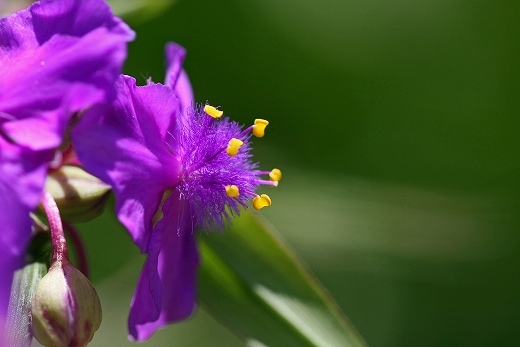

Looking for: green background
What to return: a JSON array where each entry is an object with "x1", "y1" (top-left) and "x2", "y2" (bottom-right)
[{"x1": 74, "y1": 0, "x2": 520, "y2": 346}]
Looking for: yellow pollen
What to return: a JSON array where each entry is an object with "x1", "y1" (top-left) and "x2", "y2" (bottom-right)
[
  {"x1": 252, "y1": 194, "x2": 272, "y2": 210},
  {"x1": 225, "y1": 185, "x2": 240, "y2": 197},
  {"x1": 252, "y1": 119, "x2": 269, "y2": 137},
  {"x1": 204, "y1": 105, "x2": 223, "y2": 118},
  {"x1": 269, "y1": 168, "x2": 282, "y2": 182},
  {"x1": 227, "y1": 138, "x2": 243, "y2": 156}
]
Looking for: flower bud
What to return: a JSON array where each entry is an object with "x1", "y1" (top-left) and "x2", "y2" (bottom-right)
[
  {"x1": 45, "y1": 165, "x2": 111, "y2": 222},
  {"x1": 31, "y1": 259, "x2": 102, "y2": 347}
]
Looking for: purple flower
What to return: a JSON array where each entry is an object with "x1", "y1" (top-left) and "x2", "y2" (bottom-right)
[
  {"x1": 0, "y1": 0, "x2": 134, "y2": 334},
  {"x1": 72, "y1": 42, "x2": 280, "y2": 340}
]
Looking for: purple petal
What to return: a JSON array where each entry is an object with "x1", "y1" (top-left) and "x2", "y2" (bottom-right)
[
  {"x1": 164, "y1": 42, "x2": 194, "y2": 115},
  {"x1": 72, "y1": 75, "x2": 182, "y2": 251},
  {"x1": 175, "y1": 70, "x2": 194, "y2": 116},
  {"x1": 164, "y1": 42, "x2": 185, "y2": 88},
  {"x1": 29, "y1": 0, "x2": 133, "y2": 43},
  {"x1": 0, "y1": 137, "x2": 51, "y2": 322},
  {"x1": 0, "y1": 0, "x2": 134, "y2": 150},
  {"x1": 128, "y1": 191, "x2": 199, "y2": 341}
]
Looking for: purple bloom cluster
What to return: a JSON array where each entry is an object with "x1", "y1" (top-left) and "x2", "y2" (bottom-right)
[
  {"x1": 0, "y1": 0, "x2": 133, "y2": 337},
  {"x1": 1, "y1": 0, "x2": 280, "y2": 342}
]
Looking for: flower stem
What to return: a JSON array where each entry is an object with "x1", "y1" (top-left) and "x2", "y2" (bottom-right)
[
  {"x1": 40, "y1": 191, "x2": 68, "y2": 263},
  {"x1": 63, "y1": 222, "x2": 90, "y2": 279}
]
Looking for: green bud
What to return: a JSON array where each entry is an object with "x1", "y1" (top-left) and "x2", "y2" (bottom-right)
[
  {"x1": 45, "y1": 165, "x2": 111, "y2": 222},
  {"x1": 31, "y1": 259, "x2": 102, "y2": 347}
]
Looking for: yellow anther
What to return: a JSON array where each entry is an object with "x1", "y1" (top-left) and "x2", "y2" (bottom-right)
[
  {"x1": 227, "y1": 138, "x2": 243, "y2": 156},
  {"x1": 225, "y1": 185, "x2": 240, "y2": 197},
  {"x1": 204, "y1": 105, "x2": 223, "y2": 119},
  {"x1": 252, "y1": 119, "x2": 269, "y2": 137},
  {"x1": 269, "y1": 168, "x2": 282, "y2": 182},
  {"x1": 252, "y1": 194, "x2": 272, "y2": 210}
]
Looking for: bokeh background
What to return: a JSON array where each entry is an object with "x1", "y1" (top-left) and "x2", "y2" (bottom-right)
[{"x1": 60, "y1": 0, "x2": 520, "y2": 346}]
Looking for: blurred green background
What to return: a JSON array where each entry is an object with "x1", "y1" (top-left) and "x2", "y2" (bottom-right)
[{"x1": 69, "y1": 0, "x2": 520, "y2": 346}]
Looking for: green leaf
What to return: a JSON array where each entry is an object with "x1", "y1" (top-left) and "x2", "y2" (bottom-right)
[
  {"x1": 198, "y1": 210, "x2": 368, "y2": 347},
  {"x1": 107, "y1": 0, "x2": 178, "y2": 24},
  {"x1": 5, "y1": 262, "x2": 48, "y2": 347}
]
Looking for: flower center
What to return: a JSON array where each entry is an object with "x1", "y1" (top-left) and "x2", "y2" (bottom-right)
[
  {"x1": 200, "y1": 105, "x2": 281, "y2": 209},
  {"x1": 172, "y1": 104, "x2": 283, "y2": 231}
]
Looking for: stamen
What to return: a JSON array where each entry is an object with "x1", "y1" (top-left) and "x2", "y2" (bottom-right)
[
  {"x1": 204, "y1": 105, "x2": 223, "y2": 119},
  {"x1": 227, "y1": 138, "x2": 243, "y2": 156},
  {"x1": 269, "y1": 168, "x2": 282, "y2": 181},
  {"x1": 252, "y1": 194, "x2": 272, "y2": 210},
  {"x1": 252, "y1": 119, "x2": 269, "y2": 137},
  {"x1": 225, "y1": 185, "x2": 240, "y2": 197},
  {"x1": 239, "y1": 125, "x2": 254, "y2": 138},
  {"x1": 254, "y1": 179, "x2": 278, "y2": 187}
]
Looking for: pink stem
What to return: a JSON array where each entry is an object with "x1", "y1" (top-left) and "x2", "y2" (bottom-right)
[{"x1": 40, "y1": 191, "x2": 68, "y2": 263}]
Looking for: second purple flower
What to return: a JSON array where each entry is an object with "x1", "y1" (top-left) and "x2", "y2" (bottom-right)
[{"x1": 72, "y1": 42, "x2": 281, "y2": 340}]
